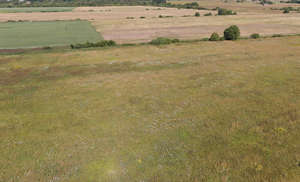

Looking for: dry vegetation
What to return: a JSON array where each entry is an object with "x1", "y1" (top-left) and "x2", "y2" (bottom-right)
[{"x1": 1, "y1": 36, "x2": 300, "y2": 182}]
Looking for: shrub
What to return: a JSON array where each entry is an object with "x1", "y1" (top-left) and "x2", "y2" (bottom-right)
[
  {"x1": 158, "y1": 15, "x2": 173, "y2": 18},
  {"x1": 126, "y1": 17, "x2": 134, "y2": 19},
  {"x1": 204, "y1": 12, "x2": 213, "y2": 16},
  {"x1": 209, "y1": 32, "x2": 220, "y2": 41},
  {"x1": 283, "y1": 9, "x2": 290, "y2": 13},
  {"x1": 272, "y1": 34, "x2": 283, "y2": 37},
  {"x1": 218, "y1": 8, "x2": 237, "y2": 15},
  {"x1": 195, "y1": 12, "x2": 200, "y2": 16},
  {"x1": 150, "y1": 37, "x2": 179, "y2": 45},
  {"x1": 250, "y1": 33, "x2": 260, "y2": 39},
  {"x1": 224, "y1": 25, "x2": 240, "y2": 40},
  {"x1": 140, "y1": 16, "x2": 146, "y2": 19},
  {"x1": 71, "y1": 40, "x2": 116, "y2": 49}
]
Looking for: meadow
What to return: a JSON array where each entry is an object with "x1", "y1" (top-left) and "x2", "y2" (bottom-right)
[
  {"x1": 0, "y1": 36, "x2": 299, "y2": 181},
  {"x1": 0, "y1": 20, "x2": 102, "y2": 49},
  {"x1": 0, "y1": 7, "x2": 74, "y2": 13}
]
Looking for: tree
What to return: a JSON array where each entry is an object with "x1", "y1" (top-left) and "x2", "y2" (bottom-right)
[
  {"x1": 152, "y1": 0, "x2": 166, "y2": 4},
  {"x1": 224, "y1": 25, "x2": 240, "y2": 40}
]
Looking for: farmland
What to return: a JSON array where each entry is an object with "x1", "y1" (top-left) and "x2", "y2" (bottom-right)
[
  {"x1": 0, "y1": 3, "x2": 300, "y2": 44},
  {"x1": 1, "y1": 0, "x2": 300, "y2": 181},
  {"x1": 0, "y1": 7, "x2": 74, "y2": 13},
  {"x1": 0, "y1": 36, "x2": 300, "y2": 182},
  {"x1": 0, "y1": 20, "x2": 102, "y2": 49}
]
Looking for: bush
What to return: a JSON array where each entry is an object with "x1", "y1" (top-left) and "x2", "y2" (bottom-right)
[
  {"x1": 150, "y1": 37, "x2": 179, "y2": 45},
  {"x1": 224, "y1": 25, "x2": 240, "y2": 40},
  {"x1": 158, "y1": 15, "x2": 173, "y2": 18},
  {"x1": 195, "y1": 12, "x2": 200, "y2": 16},
  {"x1": 250, "y1": 33, "x2": 260, "y2": 39},
  {"x1": 283, "y1": 9, "x2": 290, "y2": 13},
  {"x1": 209, "y1": 32, "x2": 220, "y2": 41},
  {"x1": 272, "y1": 34, "x2": 283, "y2": 37},
  {"x1": 218, "y1": 8, "x2": 237, "y2": 15},
  {"x1": 140, "y1": 16, "x2": 146, "y2": 19},
  {"x1": 71, "y1": 40, "x2": 116, "y2": 49},
  {"x1": 204, "y1": 12, "x2": 213, "y2": 16}
]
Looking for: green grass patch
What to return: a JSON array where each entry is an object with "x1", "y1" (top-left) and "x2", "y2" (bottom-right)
[
  {"x1": 0, "y1": 20, "x2": 103, "y2": 49},
  {"x1": 0, "y1": 7, "x2": 74, "y2": 13}
]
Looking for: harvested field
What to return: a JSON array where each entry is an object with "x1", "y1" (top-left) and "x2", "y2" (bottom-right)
[{"x1": 1, "y1": 4, "x2": 300, "y2": 43}]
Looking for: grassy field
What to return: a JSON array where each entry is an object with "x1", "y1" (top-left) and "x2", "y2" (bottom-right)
[
  {"x1": 0, "y1": 7, "x2": 74, "y2": 13},
  {"x1": 0, "y1": 20, "x2": 103, "y2": 49},
  {"x1": 0, "y1": 36, "x2": 300, "y2": 181}
]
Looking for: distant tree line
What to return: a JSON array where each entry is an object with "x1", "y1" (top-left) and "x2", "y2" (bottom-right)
[{"x1": 0, "y1": 0, "x2": 153, "y2": 7}]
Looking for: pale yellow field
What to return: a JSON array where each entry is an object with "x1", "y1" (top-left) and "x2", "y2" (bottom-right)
[{"x1": 1, "y1": 1, "x2": 300, "y2": 43}]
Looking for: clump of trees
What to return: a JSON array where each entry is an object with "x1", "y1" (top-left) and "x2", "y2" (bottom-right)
[
  {"x1": 195, "y1": 12, "x2": 200, "y2": 16},
  {"x1": 224, "y1": 25, "x2": 240, "y2": 40},
  {"x1": 250, "y1": 33, "x2": 260, "y2": 39},
  {"x1": 158, "y1": 2, "x2": 209, "y2": 10},
  {"x1": 217, "y1": 8, "x2": 237, "y2": 15},
  {"x1": 71, "y1": 40, "x2": 116, "y2": 49},
  {"x1": 284, "y1": 0, "x2": 300, "y2": 3},
  {"x1": 150, "y1": 37, "x2": 179, "y2": 45}
]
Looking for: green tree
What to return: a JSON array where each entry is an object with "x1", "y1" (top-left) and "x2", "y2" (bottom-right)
[{"x1": 224, "y1": 25, "x2": 240, "y2": 40}]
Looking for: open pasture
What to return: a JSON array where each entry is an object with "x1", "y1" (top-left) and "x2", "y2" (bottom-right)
[
  {"x1": 0, "y1": 36, "x2": 300, "y2": 182},
  {"x1": 1, "y1": 2, "x2": 300, "y2": 43},
  {"x1": 0, "y1": 20, "x2": 102, "y2": 49}
]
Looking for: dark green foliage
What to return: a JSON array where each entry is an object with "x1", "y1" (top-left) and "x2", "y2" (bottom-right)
[
  {"x1": 159, "y1": 2, "x2": 208, "y2": 10},
  {"x1": 0, "y1": 0, "x2": 153, "y2": 8},
  {"x1": 251, "y1": 33, "x2": 260, "y2": 39},
  {"x1": 204, "y1": 12, "x2": 213, "y2": 16},
  {"x1": 140, "y1": 16, "x2": 146, "y2": 19},
  {"x1": 195, "y1": 12, "x2": 200, "y2": 16},
  {"x1": 158, "y1": 15, "x2": 173, "y2": 18},
  {"x1": 217, "y1": 8, "x2": 237, "y2": 15},
  {"x1": 150, "y1": 37, "x2": 180, "y2": 45},
  {"x1": 71, "y1": 40, "x2": 116, "y2": 49},
  {"x1": 272, "y1": 34, "x2": 283, "y2": 37},
  {"x1": 224, "y1": 25, "x2": 240, "y2": 40},
  {"x1": 209, "y1": 32, "x2": 220, "y2": 41},
  {"x1": 285, "y1": 0, "x2": 300, "y2": 3},
  {"x1": 283, "y1": 9, "x2": 290, "y2": 13},
  {"x1": 152, "y1": 0, "x2": 166, "y2": 4}
]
